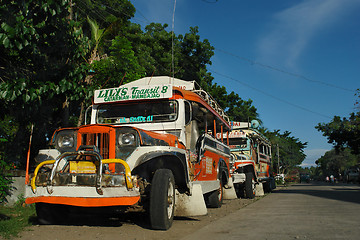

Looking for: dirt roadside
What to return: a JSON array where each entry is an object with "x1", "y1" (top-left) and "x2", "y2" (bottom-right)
[{"x1": 14, "y1": 196, "x2": 262, "y2": 240}]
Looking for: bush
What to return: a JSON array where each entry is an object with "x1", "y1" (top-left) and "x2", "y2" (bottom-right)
[
  {"x1": 0, "y1": 157, "x2": 13, "y2": 204},
  {"x1": 284, "y1": 175, "x2": 299, "y2": 183}
]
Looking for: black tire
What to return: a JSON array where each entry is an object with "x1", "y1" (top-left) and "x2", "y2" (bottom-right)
[
  {"x1": 263, "y1": 181, "x2": 271, "y2": 193},
  {"x1": 234, "y1": 183, "x2": 245, "y2": 198},
  {"x1": 205, "y1": 179, "x2": 224, "y2": 208},
  {"x1": 36, "y1": 203, "x2": 68, "y2": 225},
  {"x1": 244, "y1": 172, "x2": 255, "y2": 199},
  {"x1": 149, "y1": 169, "x2": 175, "y2": 230}
]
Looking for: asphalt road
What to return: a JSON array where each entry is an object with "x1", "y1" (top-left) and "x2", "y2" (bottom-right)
[{"x1": 182, "y1": 182, "x2": 360, "y2": 240}]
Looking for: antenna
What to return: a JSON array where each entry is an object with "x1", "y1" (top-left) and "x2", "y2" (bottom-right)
[{"x1": 171, "y1": 0, "x2": 177, "y2": 80}]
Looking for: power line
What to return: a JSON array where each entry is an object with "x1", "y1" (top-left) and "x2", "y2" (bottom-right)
[
  {"x1": 215, "y1": 48, "x2": 356, "y2": 93},
  {"x1": 201, "y1": 0, "x2": 219, "y2": 3},
  {"x1": 209, "y1": 68, "x2": 332, "y2": 119}
]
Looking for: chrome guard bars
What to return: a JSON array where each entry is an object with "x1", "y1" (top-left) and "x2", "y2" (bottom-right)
[{"x1": 31, "y1": 151, "x2": 134, "y2": 194}]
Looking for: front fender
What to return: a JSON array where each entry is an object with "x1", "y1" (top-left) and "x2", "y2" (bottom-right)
[{"x1": 131, "y1": 147, "x2": 190, "y2": 193}]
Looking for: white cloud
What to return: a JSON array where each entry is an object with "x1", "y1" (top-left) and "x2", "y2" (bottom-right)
[
  {"x1": 300, "y1": 148, "x2": 330, "y2": 167},
  {"x1": 257, "y1": 0, "x2": 360, "y2": 69}
]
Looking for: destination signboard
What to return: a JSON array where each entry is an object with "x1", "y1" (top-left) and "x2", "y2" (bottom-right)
[{"x1": 94, "y1": 84, "x2": 173, "y2": 104}]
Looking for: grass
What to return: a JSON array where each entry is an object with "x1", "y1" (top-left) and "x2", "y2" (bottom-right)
[{"x1": 0, "y1": 200, "x2": 36, "y2": 239}]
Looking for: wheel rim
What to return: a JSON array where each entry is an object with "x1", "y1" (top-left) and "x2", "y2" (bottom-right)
[
  {"x1": 218, "y1": 181, "x2": 223, "y2": 201},
  {"x1": 167, "y1": 179, "x2": 175, "y2": 219}
]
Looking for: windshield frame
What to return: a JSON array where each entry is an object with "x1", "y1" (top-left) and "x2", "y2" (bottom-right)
[
  {"x1": 228, "y1": 137, "x2": 250, "y2": 151},
  {"x1": 96, "y1": 99, "x2": 179, "y2": 125}
]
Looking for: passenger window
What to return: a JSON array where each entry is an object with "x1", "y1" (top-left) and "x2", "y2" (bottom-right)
[{"x1": 185, "y1": 101, "x2": 191, "y2": 125}]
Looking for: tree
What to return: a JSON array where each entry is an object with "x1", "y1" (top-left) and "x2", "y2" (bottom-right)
[
  {"x1": 225, "y1": 91, "x2": 259, "y2": 122},
  {"x1": 122, "y1": 23, "x2": 260, "y2": 121},
  {"x1": 0, "y1": 0, "x2": 89, "y2": 166},
  {"x1": 73, "y1": 0, "x2": 135, "y2": 31},
  {"x1": 91, "y1": 36, "x2": 146, "y2": 87},
  {"x1": 316, "y1": 89, "x2": 360, "y2": 154},
  {"x1": 315, "y1": 148, "x2": 359, "y2": 178},
  {"x1": 264, "y1": 130, "x2": 307, "y2": 174}
]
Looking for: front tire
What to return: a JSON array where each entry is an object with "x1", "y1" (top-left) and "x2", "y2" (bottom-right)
[
  {"x1": 36, "y1": 203, "x2": 68, "y2": 225},
  {"x1": 150, "y1": 169, "x2": 175, "y2": 230},
  {"x1": 234, "y1": 183, "x2": 244, "y2": 198},
  {"x1": 263, "y1": 181, "x2": 271, "y2": 193},
  {"x1": 245, "y1": 172, "x2": 255, "y2": 199}
]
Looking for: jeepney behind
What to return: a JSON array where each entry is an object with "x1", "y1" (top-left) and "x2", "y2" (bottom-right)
[{"x1": 226, "y1": 121, "x2": 275, "y2": 198}]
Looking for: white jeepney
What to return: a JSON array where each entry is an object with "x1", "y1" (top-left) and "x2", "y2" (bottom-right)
[{"x1": 25, "y1": 76, "x2": 237, "y2": 230}]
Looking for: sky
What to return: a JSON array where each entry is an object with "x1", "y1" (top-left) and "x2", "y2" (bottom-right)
[{"x1": 130, "y1": 0, "x2": 360, "y2": 167}]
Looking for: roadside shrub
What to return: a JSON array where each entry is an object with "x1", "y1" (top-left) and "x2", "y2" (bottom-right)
[
  {"x1": 0, "y1": 156, "x2": 13, "y2": 204},
  {"x1": 284, "y1": 175, "x2": 299, "y2": 183}
]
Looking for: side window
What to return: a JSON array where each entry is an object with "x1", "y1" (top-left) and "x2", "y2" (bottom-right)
[
  {"x1": 84, "y1": 105, "x2": 92, "y2": 125},
  {"x1": 185, "y1": 101, "x2": 191, "y2": 125}
]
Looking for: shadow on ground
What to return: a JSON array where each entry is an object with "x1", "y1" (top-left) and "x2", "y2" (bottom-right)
[
  {"x1": 274, "y1": 182, "x2": 360, "y2": 204},
  {"x1": 29, "y1": 206, "x2": 200, "y2": 229}
]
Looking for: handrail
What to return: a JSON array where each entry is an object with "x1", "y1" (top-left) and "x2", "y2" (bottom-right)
[{"x1": 192, "y1": 89, "x2": 230, "y2": 123}]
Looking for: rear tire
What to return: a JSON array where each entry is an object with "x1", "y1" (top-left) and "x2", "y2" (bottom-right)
[
  {"x1": 205, "y1": 179, "x2": 224, "y2": 208},
  {"x1": 149, "y1": 169, "x2": 175, "y2": 230},
  {"x1": 245, "y1": 172, "x2": 255, "y2": 199}
]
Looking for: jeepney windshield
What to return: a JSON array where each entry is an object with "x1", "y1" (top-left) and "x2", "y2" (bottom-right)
[
  {"x1": 228, "y1": 138, "x2": 248, "y2": 149},
  {"x1": 96, "y1": 100, "x2": 178, "y2": 124}
]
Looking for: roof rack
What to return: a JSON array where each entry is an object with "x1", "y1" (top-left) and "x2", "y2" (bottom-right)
[{"x1": 191, "y1": 81, "x2": 230, "y2": 123}]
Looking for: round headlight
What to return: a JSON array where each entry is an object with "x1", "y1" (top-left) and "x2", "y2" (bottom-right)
[
  {"x1": 58, "y1": 135, "x2": 74, "y2": 148},
  {"x1": 118, "y1": 133, "x2": 135, "y2": 146}
]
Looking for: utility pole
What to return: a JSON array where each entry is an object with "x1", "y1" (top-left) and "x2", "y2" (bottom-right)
[{"x1": 277, "y1": 144, "x2": 280, "y2": 174}]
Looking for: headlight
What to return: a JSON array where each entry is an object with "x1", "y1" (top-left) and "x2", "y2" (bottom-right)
[
  {"x1": 118, "y1": 133, "x2": 136, "y2": 146},
  {"x1": 54, "y1": 130, "x2": 77, "y2": 153},
  {"x1": 58, "y1": 135, "x2": 74, "y2": 148}
]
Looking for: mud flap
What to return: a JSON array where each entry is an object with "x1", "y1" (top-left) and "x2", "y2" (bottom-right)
[
  {"x1": 223, "y1": 177, "x2": 237, "y2": 200},
  {"x1": 174, "y1": 184, "x2": 207, "y2": 217},
  {"x1": 255, "y1": 183, "x2": 264, "y2": 196}
]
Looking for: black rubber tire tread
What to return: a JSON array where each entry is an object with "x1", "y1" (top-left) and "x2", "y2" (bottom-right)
[
  {"x1": 149, "y1": 169, "x2": 175, "y2": 230},
  {"x1": 234, "y1": 183, "x2": 245, "y2": 198},
  {"x1": 245, "y1": 172, "x2": 255, "y2": 199},
  {"x1": 36, "y1": 203, "x2": 68, "y2": 225},
  {"x1": 205, "y1": 179, "x2": 224, "y2": 208},
  {"x1": 263, "y1": 181, "x2": 271, "y2": 193}
]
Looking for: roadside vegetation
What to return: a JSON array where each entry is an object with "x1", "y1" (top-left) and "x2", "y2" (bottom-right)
[
  {"x1": 0, "y1": 199, "x2": 35, "y2": 239},
  {"x1": 315, "y1": 90, "x2": 360, "y2": 180}
]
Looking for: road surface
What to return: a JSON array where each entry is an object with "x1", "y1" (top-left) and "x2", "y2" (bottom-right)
[
  {"x1": 182, "y1": 182, "x2": 360, "y2": 240},
  {"x1": 15, "y1": 182, "x2": 360, "y2": 239}
]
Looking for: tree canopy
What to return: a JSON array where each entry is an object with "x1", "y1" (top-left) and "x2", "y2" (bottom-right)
[
  {"x1": 315, "y1": 148, "x2": 359, "y2": 179},
  {"x1": 316, "y1": 89, "x2": 360, "y2": 154},
  {"x1": 264, "y1": 130, "x2": 307, "y2": 174},
  {"x1": 0, "y1": 0, "x2": 89, "y2": 164}
]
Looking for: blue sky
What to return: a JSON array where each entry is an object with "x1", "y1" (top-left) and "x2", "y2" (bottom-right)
[{"x1": 130, "y1": 0, "x2": 360, "y2": 167}]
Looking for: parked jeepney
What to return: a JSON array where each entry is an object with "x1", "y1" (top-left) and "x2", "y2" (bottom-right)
[
  {"x1": 225, "y1": 121, "x2": 275, "y2": 198},
  {"x1": 25, "y1": 76, "x2": 236, "y2": 230}
]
